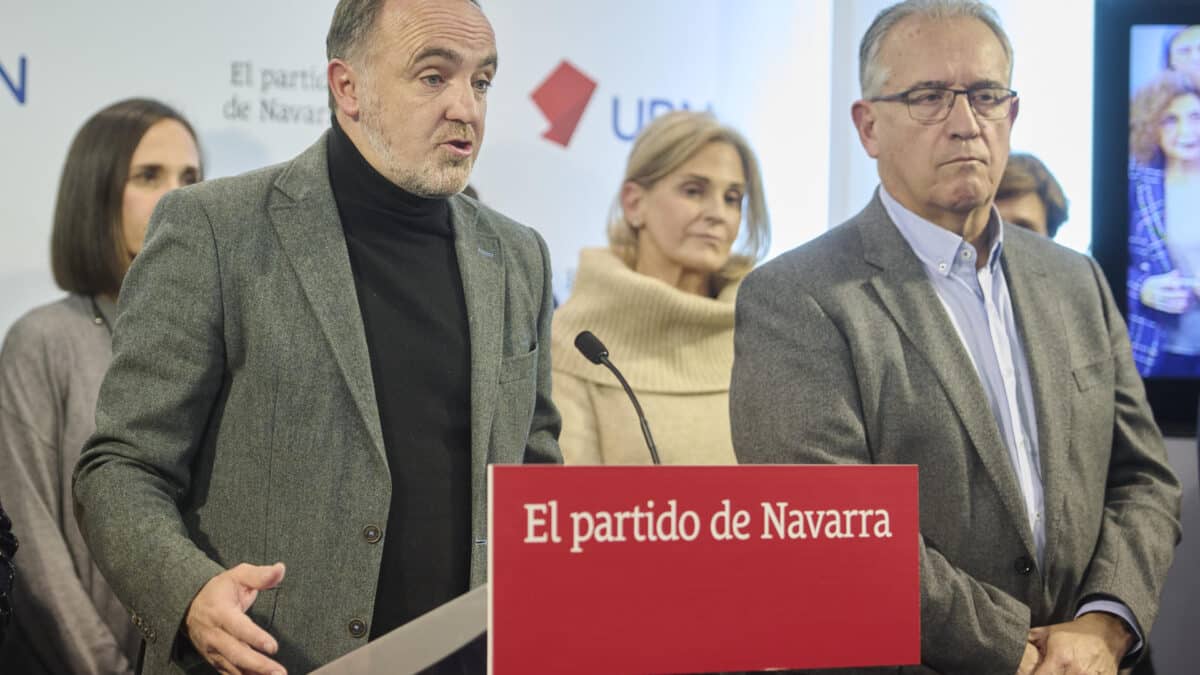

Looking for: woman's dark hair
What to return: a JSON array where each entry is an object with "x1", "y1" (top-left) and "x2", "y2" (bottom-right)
[{"x1": 50, "y1": 98, "x2": 200, "y2": 297}]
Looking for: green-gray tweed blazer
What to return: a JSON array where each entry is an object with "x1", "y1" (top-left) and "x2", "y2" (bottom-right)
[{"x1": 73, "y1": 134, "x2": 561, "y2": 674}]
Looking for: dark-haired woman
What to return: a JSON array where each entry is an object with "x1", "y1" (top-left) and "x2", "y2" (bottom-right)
[{"x1": 0, "y1": 98, "x2": 201, "y2": 674}]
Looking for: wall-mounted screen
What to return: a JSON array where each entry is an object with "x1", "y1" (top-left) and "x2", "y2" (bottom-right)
[
  {"x1": 1126, "y1": 24, "x2": 1200, "y2": 380},
  {"x1": 1094, "y1": 1, "x2": 1200, "y2": 436}
]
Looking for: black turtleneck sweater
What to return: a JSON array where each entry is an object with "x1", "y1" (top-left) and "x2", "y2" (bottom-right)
[{"x1": 326, "y1": 120, "x2": 472, "y2": 654}]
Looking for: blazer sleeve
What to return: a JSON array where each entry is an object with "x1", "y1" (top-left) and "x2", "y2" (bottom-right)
[
  {"x1": 730, "y1": 268, "x2": 1032, "y2": 675},
  {"x1": 72, "y1": 189, "x2": 227, "y2": 670},
  {"x1": 0, "y1": 325, "x2": 133, "y2": 674},
  {"x1": 524, "y1": 229, "x2": 563, "y2": 464},
  {"x1": 1076, "y1": 257, "x2": 1181, "y2": 634}
]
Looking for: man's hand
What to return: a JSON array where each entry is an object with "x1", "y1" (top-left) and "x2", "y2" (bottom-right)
[
  {"x1": 1026, "y1": 613, "x2": 1133, "y2": 675},
  {"x1": 1016, "y1": 641, "x2": 1041, "y2": 675},
  {"x1": 185, "y1": 562, "x2": 287, "y2": 675}
]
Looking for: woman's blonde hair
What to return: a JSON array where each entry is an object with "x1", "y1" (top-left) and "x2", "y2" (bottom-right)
[
  {"x1": 1130, "y1": 71, "x2": 1200, "y2": 167},
  {"x1": 607, "y1": 111, "x2": 770, "y2": 282}
]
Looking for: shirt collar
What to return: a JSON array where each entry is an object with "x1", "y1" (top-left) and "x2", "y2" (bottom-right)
[
  {"x1": 93, "y1": 294, "x2": 117, "y2": 326},
  {"x1": 878, "y1": 185, "x2": 1005, "y2": 277}
]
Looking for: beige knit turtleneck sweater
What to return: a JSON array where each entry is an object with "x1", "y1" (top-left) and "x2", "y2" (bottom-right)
[{"x1": 551, "y1": 247, "x2": 743, "y2": 465}]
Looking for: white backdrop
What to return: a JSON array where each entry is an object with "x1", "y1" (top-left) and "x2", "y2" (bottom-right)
[
  {"x1": 0, "y1": 0, "x2": 1092, "y2": 338},
  {"x1": 0, "y1": 0, "x2": 831, "y2": 335}
]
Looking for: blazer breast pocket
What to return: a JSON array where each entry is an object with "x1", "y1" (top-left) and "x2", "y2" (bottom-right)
[
  {"x1": 1072, "y1": 356, "x2": 1114, "y2": 392},
  {"x1": 499, "y1": 344, "x2": 538, "y2": 383}
]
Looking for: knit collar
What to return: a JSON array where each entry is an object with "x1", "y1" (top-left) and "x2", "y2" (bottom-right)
[{"x1": 551, "y1": 248, "x2": 742, "y2": 393}]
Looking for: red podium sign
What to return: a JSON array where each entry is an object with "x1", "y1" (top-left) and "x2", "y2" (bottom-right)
[{"x1": 488, "y1": 465, "x2": 919, "y2": 674}]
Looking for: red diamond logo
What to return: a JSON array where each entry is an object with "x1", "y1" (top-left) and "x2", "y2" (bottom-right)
[{"x1": 530, "y1": 60, "x2": 597, "y2": 147}]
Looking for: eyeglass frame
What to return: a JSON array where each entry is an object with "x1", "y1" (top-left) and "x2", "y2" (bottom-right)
[{"x1": 868, "y1": 85, "x2": 1019, "y2": 124}]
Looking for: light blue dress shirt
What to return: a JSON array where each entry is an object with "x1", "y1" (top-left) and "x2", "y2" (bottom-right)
[{"x1": 879, "y1": 186, "x2": 1142, "y2": 653}]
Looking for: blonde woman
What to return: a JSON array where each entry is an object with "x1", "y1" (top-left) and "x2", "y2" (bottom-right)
[{"x1": 552, "y1": 111, "x2": 770, "y2": 464}]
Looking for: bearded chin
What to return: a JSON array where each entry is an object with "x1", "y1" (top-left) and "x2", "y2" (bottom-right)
[
  {"x1": 360, "y1": 122, "x2": 472, "y2": 198},
  {"x1": 409, "y1": 161, "x2": 472, "y2": 198}
]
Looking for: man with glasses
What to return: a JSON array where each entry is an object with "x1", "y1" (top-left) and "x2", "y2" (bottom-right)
[{"x1": 730, "y1": 1, "x2": 1180, "y2": 673}]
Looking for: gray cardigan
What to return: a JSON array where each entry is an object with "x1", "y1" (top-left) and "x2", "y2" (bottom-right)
[{"x1": 0, "y1": 294, "x2": 139, "y2": 674}]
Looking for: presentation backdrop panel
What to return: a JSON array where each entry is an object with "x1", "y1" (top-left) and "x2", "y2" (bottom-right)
[{"x1": 0, "y1": 0, "x2": 831, "y2": 335}]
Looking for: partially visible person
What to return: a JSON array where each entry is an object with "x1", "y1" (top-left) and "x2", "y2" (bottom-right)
[
  {"x1": 732, "y1": 1, "x2": 1180, "y2": 673},
  {"x1": 1166, "y1": 25, "x2": 1200, "y2": 85},
  {"x1": 552, "y1": 111, "x2": 769, "y2": 465},
  {"x1": 0, "y1": 98, "x2": 201, "y2": 674},
  {"x1": 995, "y1": 153, "x2": 1068, "y2": 238},
  {"x1": 72, "y1": 1, "x2": 560, "y2": 674},
  {"x1": 1127, "y1": 71, "x2": 1200, "y2": 377},
  {"x1": 0, "y1": 499, "x2": 17, "y2": 647}
]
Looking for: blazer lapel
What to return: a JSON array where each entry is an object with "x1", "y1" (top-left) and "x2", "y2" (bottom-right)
[
  {"x1": 268, "y1": 136, "x2": 386, "y2": 464},
  {"x1": 858, "y1": 197, "x2": 1035, "y2": 556},
  {"x1": 449, "y1": 197, "x2": 504, "y2": 488},
  {"x1": 1001, "y1": 229, "x2": 1072, "y2": 570}
]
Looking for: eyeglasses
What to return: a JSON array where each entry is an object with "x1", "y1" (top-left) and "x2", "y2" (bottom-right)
[{"x1": 869, "y1": 86, "x2": 1018, "y2": 123}]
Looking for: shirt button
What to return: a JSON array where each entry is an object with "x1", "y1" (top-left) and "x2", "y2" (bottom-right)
[
  {"x1": 348, "y1": 618, "x2": 368, "y2": 638},
  {"x1": 938, "y1": 262, "x2": 948, "y2": 272},
  {"x1": 363, "y1": 524, "x2": 383, "y2": 544},
  {"x1": 1014, "y1": 555, "x2": 1035, "y2": 576}
]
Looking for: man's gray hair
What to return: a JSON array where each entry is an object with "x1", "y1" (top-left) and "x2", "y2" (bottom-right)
[
  {"x1": 325, "y1": 0, "x2": 483, "y2": 111},
  {"x1": 327, "y1": 0, "x2": 382, "y2": 66},
  {"x1": 859, "y1": 0, "x2": 1013, "y2": 98}
]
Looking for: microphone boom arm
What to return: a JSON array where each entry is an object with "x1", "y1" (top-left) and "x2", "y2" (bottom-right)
[{"x1": 599, "y1": 356, "x2": 662, "y2": 465}]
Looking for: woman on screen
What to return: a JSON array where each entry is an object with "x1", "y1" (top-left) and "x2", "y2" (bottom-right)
[
  {"x1": 0, "y1": 98, "x2": 201, "y2": 674},
  {"x1": 1128, "y1": 72, "x2": 1200, "y2": 377},
  {"x1": 551, "y1": 111, "x2": 770, "y2": 464},
  {"x1": 1167, "y1": 25, "x2": 1200, "y2": 84}
]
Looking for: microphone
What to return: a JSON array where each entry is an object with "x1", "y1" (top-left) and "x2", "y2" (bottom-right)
[{"x1": 574, "y1": 331, "x2": 661, "y2": 465}]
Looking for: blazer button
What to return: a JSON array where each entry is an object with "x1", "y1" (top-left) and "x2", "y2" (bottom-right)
[
  {"x1": 1014, "y1": 555, "x2": 1035, "y2": 576},
  {"x1": 363, "y1": 525, "x2": 383, "y2": 544},
  {"x1": 348, "y1": 618, "x2": 368, "y2": 638}
]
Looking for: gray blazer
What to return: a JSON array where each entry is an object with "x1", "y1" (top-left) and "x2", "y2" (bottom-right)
[
  {"x1": 730, "y1": 195, "x2": 1181, "y2": 674},
  {"x1": 73, "y1": 135, "x2": 561, "y2": 674}
]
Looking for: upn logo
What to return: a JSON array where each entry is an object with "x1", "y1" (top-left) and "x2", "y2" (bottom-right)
[
  {"x1": 1, "y1": 55, "x2": 27, "y2": 105},
  {"x1": 611, "y1": 97, "x2": 713, "y2": 141},
  {"x1": 530, "y1": 60, "x2": 598, "y2": 148},
  {"x1": 531, "y1": 59, "x2": 715, "y2": 146}
]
